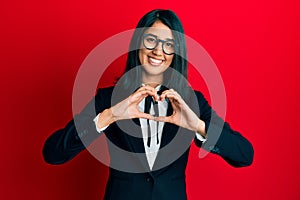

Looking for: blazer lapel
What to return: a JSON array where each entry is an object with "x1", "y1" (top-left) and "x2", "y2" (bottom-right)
[
  {"x1": 123, "y1": 118, "x2": 151, "y2": 171},
  {"x1": 159, "y1": 101, "x2": 176, "y2": 148},
  {"x1": 128, "y1": 118, "x2": 146, "y2": 153},
  {"x1": 150, "y1": 101, "x2": 178, "y2": 173}
]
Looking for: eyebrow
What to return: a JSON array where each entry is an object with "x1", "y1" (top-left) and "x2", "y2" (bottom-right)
[{"x1": 145, "y1": 33, "x2": 175, "y2": 42}]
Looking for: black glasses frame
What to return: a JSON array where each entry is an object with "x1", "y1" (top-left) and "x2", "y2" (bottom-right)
[{"x1": 142, "y1": 34, "x2": 175, "y2": 55}]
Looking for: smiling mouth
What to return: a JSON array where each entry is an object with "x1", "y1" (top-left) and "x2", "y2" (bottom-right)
[{"x1": 148, "y1": 57, "x2": 163, "y2": 66}]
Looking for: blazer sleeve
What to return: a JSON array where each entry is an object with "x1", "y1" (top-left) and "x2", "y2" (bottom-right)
[
  {"x1": 193, "y1": 91, "x2": 254, "y2": 167},
  {"x1": 42, "y1": 87, "x2": 111, "y2": 165}
]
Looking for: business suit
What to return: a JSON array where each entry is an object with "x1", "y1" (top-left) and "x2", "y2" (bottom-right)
[{"x1": 43, "y1": 86, "x2": 254, "y2": 200}]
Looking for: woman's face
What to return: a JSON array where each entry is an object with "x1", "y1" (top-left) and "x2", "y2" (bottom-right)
[{"x1": 139, "y1": 20, "x2": 174, "y2": 85}]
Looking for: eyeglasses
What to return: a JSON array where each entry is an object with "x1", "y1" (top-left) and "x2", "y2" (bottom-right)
[{"x1": 142, "y1": 34, "x2": 175, "y2": 55}]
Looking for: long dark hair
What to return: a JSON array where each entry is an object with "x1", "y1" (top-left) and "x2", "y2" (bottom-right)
[{"x1": 117, "y1": 9, "x2": 191, "y2": 100}]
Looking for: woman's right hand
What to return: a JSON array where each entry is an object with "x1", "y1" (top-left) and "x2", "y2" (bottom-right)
[{"x1": 96, "y1": 85, "x2": 158, "y2": 129}]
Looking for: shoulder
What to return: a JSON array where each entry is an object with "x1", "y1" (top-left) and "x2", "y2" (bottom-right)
[
  {"x1": 189, "y1": 88, "x2": 207, "y2": 103},
  {"x1": 190, "y1": 89, "x2": 212, "y2": 112},
  {"x1": 192, "y1": 89, "x2": 204, "y2": 98},
  {"x1": 96, "y1": 86, "x2": 115, "y2": 96},
  {"x1": 94, "y1": 86, "x2": 115, "y2": 106},
  {"x1": 95, "y1": 85, "x2": 129, "y2": 105},
  {"x1": 97, "y1": 86, "x2": 115, "y2": 94}
]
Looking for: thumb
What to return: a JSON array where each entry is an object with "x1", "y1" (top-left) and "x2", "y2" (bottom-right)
[
  {"x1": 137, "y1": 112, "x2": 155, "y2": 120},
  {"x1": 154, "y1": 116, "x2": 170, "y2": 123}
]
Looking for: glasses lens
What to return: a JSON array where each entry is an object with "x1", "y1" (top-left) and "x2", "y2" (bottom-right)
[
  {"x1": 143, "y1": 35, "x2": 157, "y2": 50},
  {"x1": 163, "y1": 41, "x2": 175, "y2": 55}
]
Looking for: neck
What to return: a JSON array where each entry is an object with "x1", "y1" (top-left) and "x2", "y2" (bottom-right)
[{"x1": 142, "y1": 74, "x2": 163, "y2": 88}]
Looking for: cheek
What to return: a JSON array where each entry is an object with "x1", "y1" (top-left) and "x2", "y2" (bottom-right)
[
  {"x1": 139, "y1": 49, "x2": 148, "y2": 63},
  {"x1": 167, "y1": 56, "x2": 174, "y2": 65}
]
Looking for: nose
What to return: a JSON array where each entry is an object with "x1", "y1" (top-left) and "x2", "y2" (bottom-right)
[{"x1": 152, "y1": 41, "x2": 163, "y2": 55}]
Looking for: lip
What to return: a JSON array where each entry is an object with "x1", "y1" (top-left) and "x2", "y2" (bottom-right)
[{"x1": 148, "y1": 56, "x2": 164, "y2": 66}]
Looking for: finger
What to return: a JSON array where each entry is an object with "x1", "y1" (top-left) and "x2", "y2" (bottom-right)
[
  {"x1": 136, "y1": 112, "x2": 155, "y2": 120},
  {"x1": 166, "y1": 89, "x2": 180, "y2": 97},
  {"x1": 135, "y1": 86, "x2": 159, "y2": 101},
  {"x1": 143, "y1": 85, "x2": 159, "y2": 101},
  {"x1": 137, "y1": 85, "x2": 157, "y2": 93},
  {"x1": 154, "y1": 116, "x2": 171, "y2": 123},
  {"x1": 160, "y1": 89, "x2": 179, "y2": 101},
  {"x1": 136, "y1": 85, "x2": 152, "y2": 91},
  {"x1": 132, "y1": 90, "x2": 157, "y2": 101},
  {"x1": 160, "y1": 89, "x2": 172, "y2": 101},
  {"x1": 163, "y1": 93, "x2": 181, "y2": 103}
]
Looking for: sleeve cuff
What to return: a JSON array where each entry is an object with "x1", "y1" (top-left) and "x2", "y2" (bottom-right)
[
  {"x1": 93, "y1": 114, "x2": 108, "y2": 133},
  {"x1": 195, "y1": 132, "x2": 207, "y2": 143}
]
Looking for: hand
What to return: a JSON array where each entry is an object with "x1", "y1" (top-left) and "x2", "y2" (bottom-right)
[
  {"x1": 97, "y1": 85, "x2": 159, "y2": 130},
  {"x1": 156, "y1": 89, "x2": 207, "y2": 137},
  {"x1": 110, "y1": 85, "x2": 159, "y2": 121}
]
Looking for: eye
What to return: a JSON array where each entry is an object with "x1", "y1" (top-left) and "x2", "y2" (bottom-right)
[
  {"x1": 146, "y1": 37, "x2": 156, "y2": 43},
  {"x1": 165, "y1": 42, "x2": 174, "y2": 49}
]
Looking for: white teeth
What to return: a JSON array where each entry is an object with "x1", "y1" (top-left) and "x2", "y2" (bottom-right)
[{"x1": 149, "y1": 57, "x2": 163, "y2": 64}]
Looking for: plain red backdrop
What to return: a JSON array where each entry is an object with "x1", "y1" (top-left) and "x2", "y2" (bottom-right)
[{"x1": 1, "y1": 0, "x2": 299, "y2": 199}]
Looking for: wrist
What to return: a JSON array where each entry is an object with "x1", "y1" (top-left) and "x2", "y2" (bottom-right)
[
  {"x1": 105, "y1": 108, "x2": 117, "y2": 124},
  {"x1": 196, "y1": 119, "x2": 207, "y2": 138},
  {"x1": 97, "y1": 108, "x2": 116, "y2": 129}
]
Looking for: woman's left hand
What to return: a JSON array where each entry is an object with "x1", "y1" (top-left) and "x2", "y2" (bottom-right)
[{"x1": 155, "y1": 89, "x2": 207, "y2": 138}]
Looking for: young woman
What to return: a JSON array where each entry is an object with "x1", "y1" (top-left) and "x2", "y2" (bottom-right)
[{"x1": 43, "y1": 9, "x2": 254, "y2": 200}]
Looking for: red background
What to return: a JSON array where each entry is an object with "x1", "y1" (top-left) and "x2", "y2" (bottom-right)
[{"x1": 1, "y1": 0, "x2": 300, "y2": 199}]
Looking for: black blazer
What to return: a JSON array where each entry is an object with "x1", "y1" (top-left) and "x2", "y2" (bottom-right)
[{"x1": 43, "y1": 86, "x2": 254, "y2": 200}]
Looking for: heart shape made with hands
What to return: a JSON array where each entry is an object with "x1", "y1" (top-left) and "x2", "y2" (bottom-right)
[{"x1": 143, "y1": 94, "x2": 171, "y2": 117}]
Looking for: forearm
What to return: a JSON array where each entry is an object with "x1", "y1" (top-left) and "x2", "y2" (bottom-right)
[
  {"x1": 194, "y1": 91, "x2": 254, "y2": 167},
  {"x1": 43, "y1": 89, "x2": 110, "y2": 164},
  {"x1": 43, "y1": 113, "x2": 102, "y2": 164},
  {"x1": 195, "y1": 119, "x2": 207, "y2": 139},
  {"x1": 43, "y1": 120, "x2": 83, "y2": 164},
  {"x1": 96, "y1": 108, "x2": 116, "y2": 130},
  {"x1": 203, "y1": 121, "x2": 254, "y2": 167}
]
